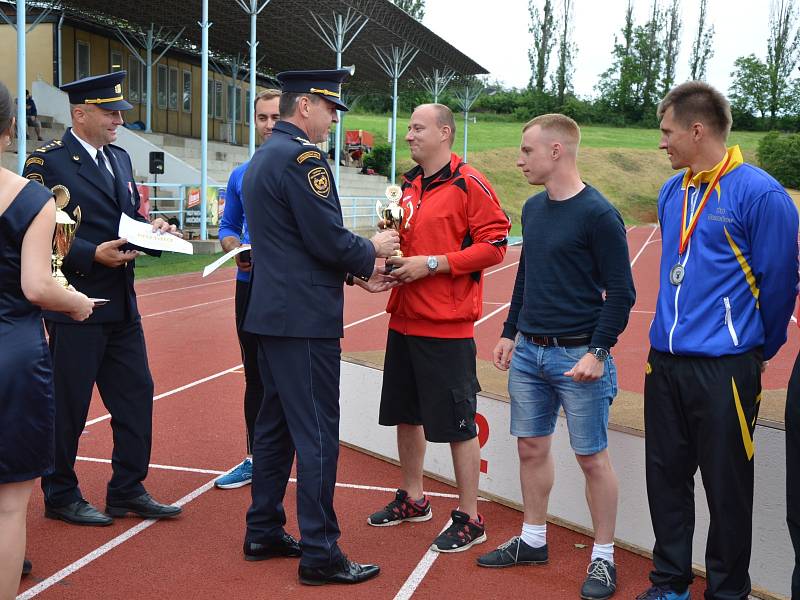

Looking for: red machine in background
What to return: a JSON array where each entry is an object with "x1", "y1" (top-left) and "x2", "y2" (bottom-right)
[{"x1": 344, "y1": 129, "x2": 374, "y2": 168}]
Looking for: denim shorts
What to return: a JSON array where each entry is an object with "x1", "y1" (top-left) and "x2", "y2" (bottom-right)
[{"x1": 508, "y1": 335, "x2": 618, "y2": 455}]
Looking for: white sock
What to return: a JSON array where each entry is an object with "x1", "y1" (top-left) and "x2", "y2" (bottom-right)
[
  {"x1": 591, "y1": 542, "x2": 614, "y2": 564},
  {"x1": 520, "y1": 522, "x2": 546, "y2": 549}
]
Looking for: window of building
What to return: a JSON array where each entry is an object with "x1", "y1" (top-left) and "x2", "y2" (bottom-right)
[
  {"x1": 76, "y1": 41, "x2": 90, "y2": 80},
  {"x1": 214, "y1": 80, "x2": 224, "y2": 119},
  {"x1": 157, "y1": 64, "x2": 168, "y2": 109},
  {"x1": 227, "y1": 84, "x2": 243, "y2": 123},
  {"x1": 128, "y1": 55, "x2": 140, "y2": 103},
  {"x1": 168, "y1": 67, "x2": 178, "y2": 110},
  {"x1": 140, "y1": 62, "x2": 148, "y2": 105},
  {"x1": 182, "y1": 70, "x2": 192, "y2": 113},
  {"x1": 244, "y1": 88, "x2": 251, "y2": 124},
  {"x1": 110, "y1": 50, "x2": 123, "y2": 73},
  {"x1": 207, "y1": 79, "x2": 215, "y2": 119}
]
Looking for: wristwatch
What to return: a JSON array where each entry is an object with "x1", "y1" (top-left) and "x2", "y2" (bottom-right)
[
  {"x1": 588, "y1": 347, "x2": 609, "y2": 362},
  {"x1": 426, "y1": 255, "x2": 439, "y2": 274}
]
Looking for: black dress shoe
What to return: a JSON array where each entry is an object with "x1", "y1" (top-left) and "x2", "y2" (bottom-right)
[
  {"x1": 298, "y1": 556, "x2": 380, "y2": 586},
  {"x1": 243, "y1": 533, "x2": 302, "y2": 561},
  {"x1": 45, "y1": 499, "x2": 113, "y2": 526},
  {"x1": 22, "y1": 559, "x2": 32, "y2": 576},
  {"x1": 105, "y1": 493, "x2": 182, "y2": 519}
]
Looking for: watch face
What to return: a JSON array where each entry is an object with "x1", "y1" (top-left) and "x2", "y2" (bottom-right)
[{"x1": 427, "y1": 256, "x2": 438, "y2": 270}]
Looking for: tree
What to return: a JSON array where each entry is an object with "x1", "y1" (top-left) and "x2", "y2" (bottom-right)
[
  {"x1": 637, "y1": 0, "x2": 665, "y2": 113},
  {"x1": 688, "y1": 0, "x2": 714, "y2": 80},
  {"x1": 729, "y1": 54, "x2": 771, "y2": 119},
  {"x1": 596, "y1": 1, "x2": 639, "y2": 121},
  {"x1": 392, "y1": 0, "x2": 425, "y2": 20},
  {"x1": 661, "y1": 0, "x2": 682, "y2": 94},
  {"x1": 766, "y1": 0, "x2": 800, "y2": 120},
  {"x1": 528, "y1": 0, "x2": 556, "y2": 92},
  {"x1": 553, "y1": 0, "x2": 577, "y2": 105}
]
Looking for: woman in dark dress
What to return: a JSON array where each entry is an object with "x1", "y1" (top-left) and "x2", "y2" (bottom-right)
[{"x1": 0, "y1": 81, "x2": 94, "y2": 599}]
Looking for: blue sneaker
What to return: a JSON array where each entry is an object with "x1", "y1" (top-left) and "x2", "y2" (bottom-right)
[
  {"x1": 635, "y1": 586, "x2": 689, "y2": 600},
  {"x1": 215, "y1": 457, "x2": 253, "y2": 489}
]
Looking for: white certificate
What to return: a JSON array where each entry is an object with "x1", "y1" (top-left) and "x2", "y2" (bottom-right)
[
  {"x1": 118, "y1": 213, "x2": 194, "y2": 255},
  {"x1": 202, "y1": 244, "x2": 251, "y2": 278}
]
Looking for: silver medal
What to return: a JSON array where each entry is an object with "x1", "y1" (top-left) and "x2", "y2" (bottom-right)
[{"x1": 669, "y1": 263, "x2": 685, "y2": 285}]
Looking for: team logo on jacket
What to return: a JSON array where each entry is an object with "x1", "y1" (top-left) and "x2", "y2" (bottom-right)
[{"x1": 308, "y1": 167, "x2": 330, "y2": 198}]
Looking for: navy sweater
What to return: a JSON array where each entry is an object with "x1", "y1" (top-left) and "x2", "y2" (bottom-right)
[{"x1": 502, "y1": 184, "x2": 636, "y2": 350}]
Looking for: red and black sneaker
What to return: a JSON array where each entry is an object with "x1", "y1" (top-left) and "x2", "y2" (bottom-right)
[
  {"x1": 367, "y1": 489, "x2": 433, "y2": 527},
  {"x1": 430, "y1": 509, "x2": 487, "y2": 553}
]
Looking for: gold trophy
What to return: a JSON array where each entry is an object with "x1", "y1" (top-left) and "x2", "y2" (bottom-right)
[
  {"x1": 51, "y1": 185, "x2": 81, "y2": 288},
  {"x1": 375, "y1": 184, "x2": 412, "y2": 273}
]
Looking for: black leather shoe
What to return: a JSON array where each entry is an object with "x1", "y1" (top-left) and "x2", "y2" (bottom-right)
[
  {"x1": 45, "y1": 499, "x2": 113, "y2": 526},
  {"x1": 298, "y1": 556, "x2": 380, "y2": 586},
  {"x1": 105, "y1": 493, "x2": 182, "y2": 519},
  {"x1": 22, "y1": 559, "x2": 32, "y2": 576},
  {"x1": 243, "y1": 534, "x2": 302, "y2": 561}
]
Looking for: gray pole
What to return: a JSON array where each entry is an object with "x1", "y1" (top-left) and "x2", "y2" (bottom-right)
[
  {"x1": 248, "y1": 1, "x2": 256, "y2": 157},
  {"x1": 390, "y1": 74, "x2": 398, "y2": 182},
  {"x1": 463, "y1": 110, "x2": 469, "y2": 163},
  {"x1": 16, "y1": 0, "x2": 25, "y2": 175},
  {"x1": 334, "y1": 14, "x2": 342, "y2": 185},
  {"x1": 145, "y1": 24, "x2": 153, "y2": 133},
  {"x1": 200, "y1": 0, "x2": 209, "y2": 240}
]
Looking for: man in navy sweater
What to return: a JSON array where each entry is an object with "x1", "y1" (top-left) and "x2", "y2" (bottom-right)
[{"x1": 477, "y1": 114, "x2": 635, "y2": 600}]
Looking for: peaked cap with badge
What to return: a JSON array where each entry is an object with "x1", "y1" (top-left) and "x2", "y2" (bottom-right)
[
  {"x1": 61, "y1": 71, "x2": 133, "y2": 111},
  {"x1": 276, "y1": 68, "x2": 351, "y2": 112}
]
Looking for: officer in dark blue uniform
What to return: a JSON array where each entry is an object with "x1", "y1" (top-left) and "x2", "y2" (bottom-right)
[
  {"x1": 23, "y1": 72, "x2": 182, "y2": 525},
  {"x1": 241, "y1": 69, "x2": 399, "y2": 585}
]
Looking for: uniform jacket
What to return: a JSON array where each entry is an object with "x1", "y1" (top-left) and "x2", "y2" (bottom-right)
[
  {"x1": 241, "y1": 121, "x2": 375, "y2": 339},
  {"x1": 23, "y1": 129, "x2": 154, "y2": 323},
  {"x1": 387, "y1": 153, "x2": 510, "y2": 338},
  {"x1": 649, "y1": 145, "x2": 799, "y2": 360}
]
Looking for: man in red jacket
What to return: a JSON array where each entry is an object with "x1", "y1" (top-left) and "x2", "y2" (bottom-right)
[{"x1": 366, "y1": 103, "x2": 510, "y2": 553}]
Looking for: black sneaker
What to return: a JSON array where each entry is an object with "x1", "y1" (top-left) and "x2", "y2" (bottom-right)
[
  {"x1": 430, "y1": 509, "x2": 487, "y2": 553},
  {"x1": 476, "y1": 536, "x2": 548, "y2": 567},
  {"x1": 581, "y1": 558, "x2": 617, "y2": 600},
  {"x1": 367, "y1": 489, "x2": 432, "y2": 527}
]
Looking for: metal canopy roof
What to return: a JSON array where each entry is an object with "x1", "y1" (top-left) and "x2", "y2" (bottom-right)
[{"x1": 48, "y1": 0, "x2": 487, "y2": 89}]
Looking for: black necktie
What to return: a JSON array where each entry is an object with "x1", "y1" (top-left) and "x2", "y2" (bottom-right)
[{"x1": 96, "y1": 149, "x2": 116, "y2": 194}]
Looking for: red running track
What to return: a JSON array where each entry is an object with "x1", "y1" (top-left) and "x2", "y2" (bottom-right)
[{"x1": 20, "y1": 225, "x2": 796, "y2": 599}]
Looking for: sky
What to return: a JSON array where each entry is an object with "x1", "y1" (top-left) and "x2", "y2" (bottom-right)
[{"x1": 422, "y1": 0, "x2": 775, "y2": 98}]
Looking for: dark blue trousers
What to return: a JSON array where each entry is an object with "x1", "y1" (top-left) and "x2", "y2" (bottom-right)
[
  {"x1": 42, "y1": 320, "x2": 154, "y2": 506},
  {"x1": 246, "y1": 335, "x2": 343, "y2": 568}
]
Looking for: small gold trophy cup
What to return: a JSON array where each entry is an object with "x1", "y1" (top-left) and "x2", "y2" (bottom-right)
[
  {"x1": 375, "y1": 184, "x2": 413, "y2": 273},
  {"x1": 51, "y1": 185, "x2": 81, "y2": 288}
]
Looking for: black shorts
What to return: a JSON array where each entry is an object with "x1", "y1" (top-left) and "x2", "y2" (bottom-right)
[{"x1": 379, "y1": 329, "x2": 480, "y2": 443}]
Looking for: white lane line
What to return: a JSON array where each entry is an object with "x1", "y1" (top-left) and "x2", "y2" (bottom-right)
[
  {"x1": 486, "y1": 261, "x2": 519, "y2": 276},
  {"x1": 631, "y1": 310, "x2": 656, "y2": 314},
  {"x1": 393, "y1": 518, "x2": 453, "y2": 600},
  {"x1": 344, "y1": 310, "x2": 387, "y2": 329},
  {"x1": 629, "y1": 225, "x2": 659, "y2": 269},
  {"x1": 85, "y1": 365, "x2": 242, "y2": 427},
  {"x1": 137, "y1": 279, "x2": 230, "y2": 298},
  {"x1": 476, "y1": 303, "x2": 510, "y2": 326},
  {"x1": 17, "y1": 476, "x2": 218, "y2": 599},
  {"x1": 76, "y1": 456, "x2": 226, "y2": 476},
  {"x1": 142, "y1": 297, "x2": 234, "y2": 318},
  {"x1": 626, "y1": 225, "x2": 636, "y2": 233}
]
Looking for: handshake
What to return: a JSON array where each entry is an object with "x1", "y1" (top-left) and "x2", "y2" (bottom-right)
[{"x1": 370, "y1": 229, "x2": 401, "y2": 258}]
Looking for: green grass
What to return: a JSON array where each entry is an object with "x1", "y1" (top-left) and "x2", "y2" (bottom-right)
[{"x1": 134, "y1": 252, "x2": 225, "y2": 279}]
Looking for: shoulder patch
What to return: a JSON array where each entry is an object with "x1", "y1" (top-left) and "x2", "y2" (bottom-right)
[
  {"x1": 307, "y1": 166, "x2": 330, "y2": 198},
  {"x1": 34, "y1": 140, "x2": 62, "y2": 153},
  {"x1": 26, "y1": 173, "x2": 44, "y2": 184},
  {"x1": 293, "y1": 136, "x2": 316, "y2": 147},
  {"x1": 297, "y1": 150, "x2": 322, "y2": 164},
  {"x1": 25, "y1": 156, "x2": 44, "y2": 168}
]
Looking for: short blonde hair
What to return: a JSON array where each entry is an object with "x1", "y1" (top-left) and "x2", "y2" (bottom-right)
[
  {"x1": 254, "y1": 88, "x2": 281, "y2": 110},
  {"x1": 523, "y1": 113, "x2": 581, "y2": 152}
]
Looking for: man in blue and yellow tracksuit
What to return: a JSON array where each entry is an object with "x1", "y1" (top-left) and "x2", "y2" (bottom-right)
[{"x1": 639, "y1": 82, "x2": 799, "y2": 600}]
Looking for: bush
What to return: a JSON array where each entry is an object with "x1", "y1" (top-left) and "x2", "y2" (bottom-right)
[
  {"x1": 757, "y1": 131, "x2": 800, "y2": 188},
  {"x1": 363, "y1": 143, "x2": 392, "y2": 177}
]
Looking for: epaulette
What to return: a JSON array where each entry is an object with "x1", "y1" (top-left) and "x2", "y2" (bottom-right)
[
  {"x1": 33, "y1": 139, "x2": 63, "y2": 153},
  {"x1": 293, "y1": 136, "x2": 316, "y2": 147}
]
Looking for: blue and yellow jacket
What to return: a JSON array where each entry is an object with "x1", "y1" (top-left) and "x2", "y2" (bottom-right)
[{"x1": 649, "y1": 146, "x2": 799, "y2": 360}]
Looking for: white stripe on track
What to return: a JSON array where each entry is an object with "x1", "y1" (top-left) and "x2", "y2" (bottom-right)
[
  {"x1": 393, "y1": 518, "x2": 453, "y2": 600},
  {"x1": 137, "y1": 279, "x2": 230, "y2": 298},
  {"x1": 475, "y1": 303, "x2": 510, "y2": 326},
  {"x1": 84, "y1": 365, "x2": 242, "y2": 427},
  {"x1": 16, "y1": 477, "x2": 218, "y2": 599},
  {"x1": 629, "y1": 225, "x2": 659, "y2": 269},
  {"x1": 142, "y1": 296, "x2": 234, "y2": 318},
  {"x1": 76, "y1": 456, "x2": 226, "y2": 476}
]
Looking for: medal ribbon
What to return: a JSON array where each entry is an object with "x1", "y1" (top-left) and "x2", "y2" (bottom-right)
[{"x1": 679, "y1": 153, "x2": 731, "y2": 255}]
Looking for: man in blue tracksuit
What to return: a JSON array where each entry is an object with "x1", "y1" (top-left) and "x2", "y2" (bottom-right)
[
  {"x1": 638, "y1": 82, "x2": 799, "y2": 600},
  {"x1": 214, "y1": 89, "x2": 281, "y2": 490}
]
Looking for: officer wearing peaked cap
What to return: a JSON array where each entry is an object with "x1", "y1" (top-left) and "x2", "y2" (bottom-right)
[
  {"x1": 23, "y1": 71, "x2": 182, "y2": 526},
  {"x1": 240, "y1": 69, "x2": 399, "y2": 585}
]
